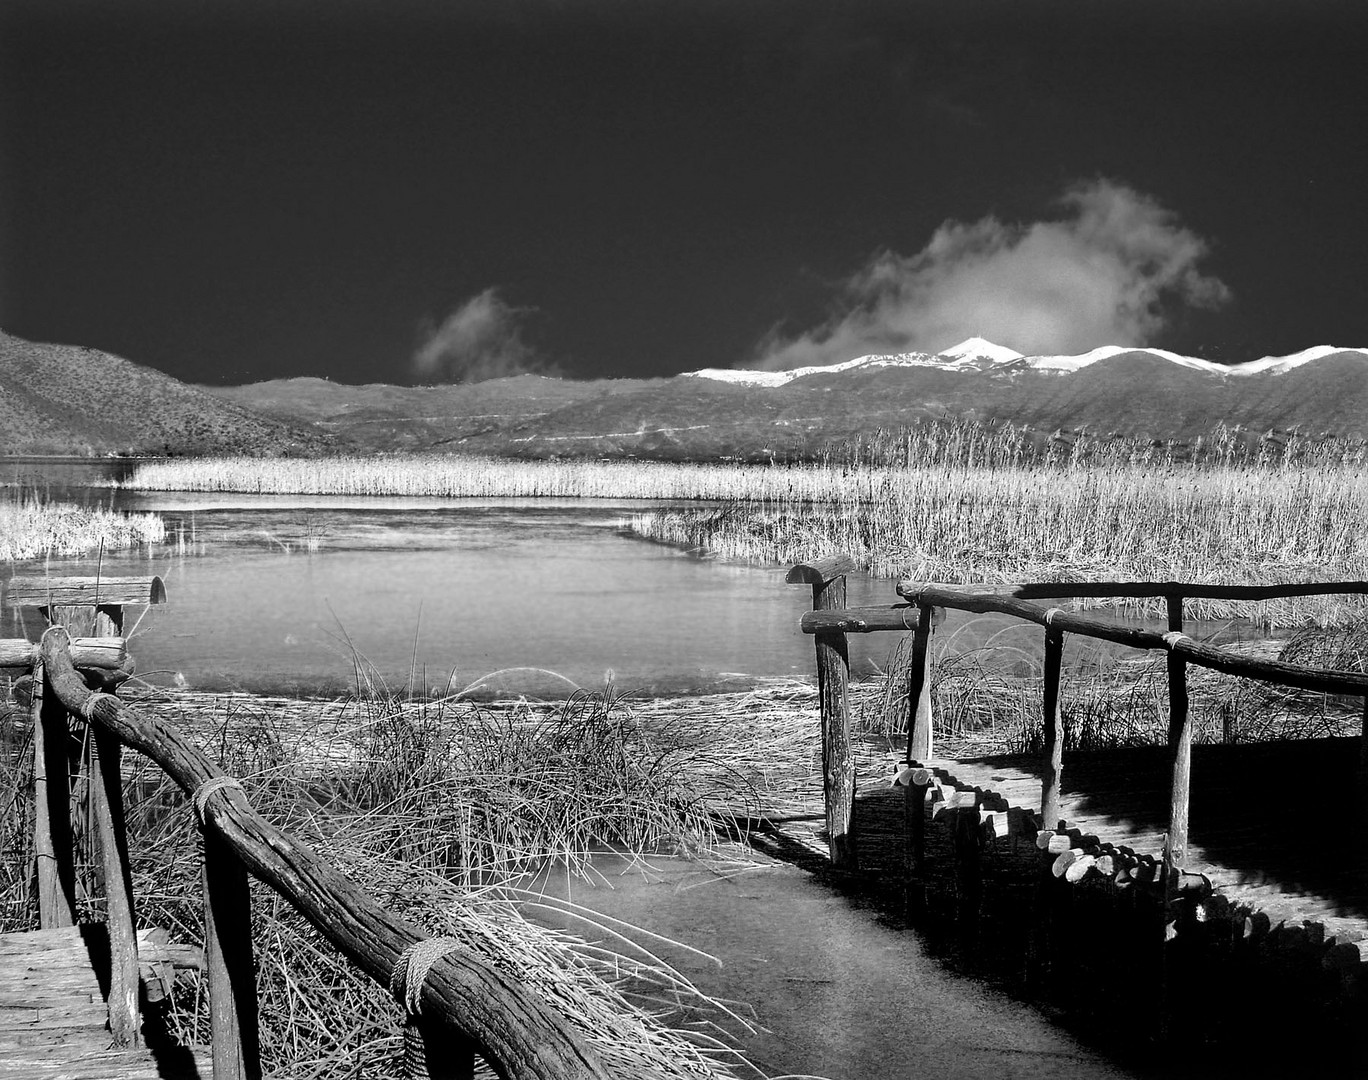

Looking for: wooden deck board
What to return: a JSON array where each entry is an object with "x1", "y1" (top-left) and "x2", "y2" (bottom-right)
[{"x1": 0, "y1": 927, "x2": 209, "y2": 1079}]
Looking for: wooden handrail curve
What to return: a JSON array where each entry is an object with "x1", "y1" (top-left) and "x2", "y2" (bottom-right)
[
  {"x1": 37, "y1": 626, "x2": 608, "y2": 1080},
  {"x1": 899, "y1": 582, "x2": 1368, "y2": 696}
]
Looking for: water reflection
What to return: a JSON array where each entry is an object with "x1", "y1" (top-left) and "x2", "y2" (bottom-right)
[{"x1": 0, "y1": 463, "x2": 1262, "y2": 698}]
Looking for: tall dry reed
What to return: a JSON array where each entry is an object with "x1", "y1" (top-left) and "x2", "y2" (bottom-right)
[{"x1": 0, "y1": 492, "x2": 165, "y2": 560}]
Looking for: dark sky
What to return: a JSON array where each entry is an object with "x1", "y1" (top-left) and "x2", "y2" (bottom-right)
[{"x1": 2, "y1": 0, "x2": 1366, "y2": 385}]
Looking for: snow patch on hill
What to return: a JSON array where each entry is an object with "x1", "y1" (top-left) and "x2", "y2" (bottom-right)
[{"x1": 686, "y1": 338, "x2": 1368, "y2": 386}]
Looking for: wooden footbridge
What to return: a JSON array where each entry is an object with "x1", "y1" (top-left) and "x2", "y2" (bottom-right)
[
  {"x1": 784, "y1": 556, "x2": 1368, "y2": 1055},
  {"x1": 0, "y1": 576, "x2": 610, "y2": 1080}
]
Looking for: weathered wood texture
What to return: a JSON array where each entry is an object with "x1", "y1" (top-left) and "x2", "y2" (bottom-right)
[
  {"x1": 3, "y1": 576, "x2": 167, "y2": 609},
  {"x1": 0, "y1": 638, "x2": 126, "y2": 670},
  {"x1": 900, "y1": 582, "x2": 1368, "y2": 695},
  {"x1": 785, "y1": 554, "x2": 858, "y2": 585},
  {"x1": 897, "y1": 578, "x2": 1368, "y2": 602},
  {"x1": 1164, "y1": 598, "x2": 1192, "y2": 905},
  {"x1": 89, "y1": 729, "x2": 139, "y2": 1046},
  {"x1": 0, "y1": 925, "x2": 211, "y2": 1078},
  {"x1": 807, "y1": 570, "x2": 856, "y2": 869},
  {"x1": 1040, "y1": 626, "x2": 1064, "y2": 832},
  {"x1": 31, "y1": 661, "x2": 75, "y2": 930},
  {"x1": 37, "y1": 627, "x2": 609, "y2": 1080},
  {"x1": 905, "y1": 603, "x2": 934, "y2": 763},
  {"x1": 203, "y1": 831, "x2": 262, "y2": 1080}
]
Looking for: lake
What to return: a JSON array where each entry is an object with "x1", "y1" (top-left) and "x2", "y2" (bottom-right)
[{"x1": 1, "y1": 462, "x2": 1224, "y2": 698}]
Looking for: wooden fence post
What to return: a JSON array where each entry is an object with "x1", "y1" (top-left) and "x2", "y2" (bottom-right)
[
  {"x1": 203, "y1": 825, "x2": 263, "y2": 1079},
  {"x1": 33, "y1": 661, "x2": 77, "y2": 929},
  {"x1": 91, "y1": 725, "x2": 140, "y2": 1045},
  {"x1": 787, "y1": 556, "x2": 857, "y2": 869},
  {"x1": 906, "y1": 603, "x2": 935, "y2": 764},
  {"x1": 1040, "y1": 625, "x2": 1065, "y2": 833},
  {"x1": 1163, "y1": 594, "x2": 1191, "y2": 930}
]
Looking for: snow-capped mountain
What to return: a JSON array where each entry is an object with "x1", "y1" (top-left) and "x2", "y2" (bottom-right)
[{"x1": 685, "y1": 338, "x2": 1368, "y2": 385}]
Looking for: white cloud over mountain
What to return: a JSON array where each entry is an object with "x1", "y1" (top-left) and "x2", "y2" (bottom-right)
[{"x1": 749, "y1": 179, "x2": 1231, "y2": 371}]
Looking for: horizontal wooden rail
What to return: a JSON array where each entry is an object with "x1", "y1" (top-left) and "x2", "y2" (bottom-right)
[
  {"x1": 901, "y1": 582, "x2": 1368, "y2": 696},
  {"x1": 0, "y1": 636, "x2": 127, "y2": 669},
  {"x1": 4, "y1": 575, "x2": 167, "y2": 608},
  {"x1": 896, "y1": 579, "x2": 1368, "y2": 603},
  {"x1": 37, "y1": 627, "x2": 607, "y2": 1080}
]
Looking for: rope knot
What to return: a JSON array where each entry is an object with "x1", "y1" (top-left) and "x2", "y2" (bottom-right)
[
  {"x1": 1044, "y1": 607, "x2": 1064, "y2": 627},
  {"x1": 1162, "y1": 631, "x2": 1190, "y2": 649},
  {"x1": 391, "y1": 937, "x2": 462, "y2": 1016},
  {"x1": 80, "y1": 692, "x2": 119, "y2": 722},
  {"x1": 192, "y1": 776, "x2": 244, "y2": 826}
]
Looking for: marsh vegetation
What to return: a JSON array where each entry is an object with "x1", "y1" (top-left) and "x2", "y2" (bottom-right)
[
  {"x1": 121, "y1": 422, "x2": 1368, "y2": 628},
  {"x1": 0, "y1": 491, "x2": 165, "y2": 561}
]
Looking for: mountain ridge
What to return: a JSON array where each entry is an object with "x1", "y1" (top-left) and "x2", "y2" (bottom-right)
[{"x1": 4, "y1": 330, "x2": 1368, "y2": 460}]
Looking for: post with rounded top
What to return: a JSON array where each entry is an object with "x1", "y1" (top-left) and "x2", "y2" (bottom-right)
[
  {"x1": 906, "y1": 602, "x2": 935, "y2": 764},
  {"x1": 788, "y1": 555, "x2": 858, "y2": 870},
  {"x1": 1040, "y1": 624, "x2": 1065, "y2": 833},
  {"x1": 1163, "y1": 593, "x2": 1191, "y2": 933}
]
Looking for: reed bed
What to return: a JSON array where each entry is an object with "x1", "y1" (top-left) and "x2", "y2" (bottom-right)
[
  {"x1": 627, "y1": 463, "x2": 1368, "y2": 626},
  {"x1": 123, "y1": 431, "x2": 1368, "y2": 627},
  {"x1": 0, "y1": 678, "x2": 843, "y2": 1080},
  {"x1": 123, "y1": 453, "x2": 840, "y2": 501},
  {"x1": 0, "y1": 492, "x2": 165, "y2": 560}
]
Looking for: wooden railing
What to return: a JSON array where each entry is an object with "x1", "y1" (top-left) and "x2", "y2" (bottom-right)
[
  {"x1": 790, "y1": 558, "x2": 1368, "y2": 899},
  {"x1": 2, "y1": 576, "x2": 608, "y2": 1080}
]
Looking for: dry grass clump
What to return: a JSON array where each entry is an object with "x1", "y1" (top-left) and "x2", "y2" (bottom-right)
[
  {"x1": 0, "y1": 681, "x2": 813, "y2": 1080},
  {"x1": 0, "y1": 492, "x2": 165, "y2": 560}
]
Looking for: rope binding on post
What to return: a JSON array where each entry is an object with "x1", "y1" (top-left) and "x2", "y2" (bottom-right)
[
  {"x1": 193, "y1": 776, "x2": 245, "y2": 826},
  {"x1": 79, "y1": 691, "x2": 121, "y2": 721},
  {"x1": 390, "y1": 936, "x2": 463, "y2": 1016}
]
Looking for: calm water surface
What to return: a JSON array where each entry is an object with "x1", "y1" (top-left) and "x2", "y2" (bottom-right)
[{"x1": 1, "y1": 461, "x2": 1251, "y2": 697}]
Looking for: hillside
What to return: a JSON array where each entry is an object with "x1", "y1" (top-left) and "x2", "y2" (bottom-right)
[
  {"x1": 7, "y1": 329, "x2": 1368, "y2": 461},
  {"x1": 0, "y1": 332, "x2": 332, "y2": 456},
  {"x1": 206, "y1": 374, "x2": 662, "y2": 452}
]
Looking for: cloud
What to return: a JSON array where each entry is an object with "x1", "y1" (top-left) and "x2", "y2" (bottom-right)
[
  {"x1": 750, "y1": 179, "x2": 1231, "y2": 370},
  {"x1": 412, "y1": 288, "x2": 557, "y2": 383}
]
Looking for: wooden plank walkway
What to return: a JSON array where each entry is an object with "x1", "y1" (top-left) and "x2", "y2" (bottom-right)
[{"x1": 0, "y1": 927, "x2": 209, "y2": 1079}]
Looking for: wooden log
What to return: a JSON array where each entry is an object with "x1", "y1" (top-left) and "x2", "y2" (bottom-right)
[
  {"x1": 979, "y1": 809, "x2": 1006, "y2": 840},
  {"x1": 91, "y1": 727, "x2": 140, "y2": 1046},
  {"x1": 203, "y1": 830, "x2": 262, "y2": 1080},
  {"x1": 801, "y1": 563, "x2": 856, "y2": 870},
  {"x1": 896, "y1": 578, "x2": 1368, "y2": 603},
  {"x1": 39, "y1": 627, "x2": 609, "y2": 1080},
  {"x1": 1041, "y1": 625, "x2": 1064, "y2": 832},
  {"x1": 32, "y1": 661, "x2": 76, "y2": 929},
  {"x1": 1164, "y1": 596, "x2": 1192, "y2": 918},
  {"x1": 137, "y1": 927, "x2": 205, "y2": 1004},
  {"x1": 801, "y1": 605, "x2": 924, "y2": 635},
  {"x1": 0, "y1": 637, "x2": 128, "y2": 670},
  {"x1": 906, "y1": 602, "x2": 934, "y2": 763},
  {"x1": 1064, "y1": 854, "x2": 1097, "y2": 884},
  {"x1": 4, "y1": 576, "x2": 166, "y2": 609}
]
